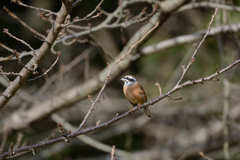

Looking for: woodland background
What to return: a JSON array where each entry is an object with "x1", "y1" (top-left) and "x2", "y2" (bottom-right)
[{"x1": 0, "y1": 0, "x2": 240, "y2": 160}]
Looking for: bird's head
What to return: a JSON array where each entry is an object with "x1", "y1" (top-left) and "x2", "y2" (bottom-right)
[{"x1": 121, "y1": 75, "x2": 137, "y2": 86}]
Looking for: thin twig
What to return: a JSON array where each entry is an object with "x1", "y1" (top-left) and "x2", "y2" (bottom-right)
[
  {"x1": 12, "y1": 50, "x2": 36, "y2": 72},
  {"x1": 0, "y1": 66, "x2": 11, "y2": 85},
  {"x1": 167, "y1": 94, "x2": 182, "y2": 100},
  {"x1": 62, "y1": 0, "x2": 104, "y2": 28},
  {"x1": 0, "y1": 71, "x2": 21, "y2": 77},
  {"x1": 76, "y1": 21, "x2": 159, "y2": 131},
  {"x1": 3, "y1": 6, "x2": 45, "y2": 39},
  {"x1": 174, "y1": 8, "x2": 219, "y2": 88},
  {"x1": 27, "y1": 52, "x2": 61, "y2": 81},
  {"x1": 155, "y1": 82, "x2": 162, "y2": 95},
  {"x1": 3, "y1": 29, "x2": 35, "y2": 54},
  {"x1": 9, "y1": 143, "x2": 14, "y2": 155},
  {"x1": 51, "y1": 114, "x2": 140, "y2": 160},
  {"x1": 57, "y1": 123, "x2": 70, "y2": 143},
  {"x1": 0, "y1": 58, "x2": 239, "y2": 159},
  {"x1": 13, "y1": 133, "x2": 23, "y2": 149},
  {"x1": 15, "y1": 0, "x2": 57, "y2": 16}
]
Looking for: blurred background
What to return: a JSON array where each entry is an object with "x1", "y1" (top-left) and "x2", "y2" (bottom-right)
[{"x1": 0, "y1": 0, "x2": 240, "y2": 159}]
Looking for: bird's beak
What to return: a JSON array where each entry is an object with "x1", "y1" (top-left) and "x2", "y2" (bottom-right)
[{"x1": 120, "y1": 78, "x2": 124, "y2": 81}]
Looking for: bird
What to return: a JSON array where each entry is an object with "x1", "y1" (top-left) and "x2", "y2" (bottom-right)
[{"x1": 121, "y1": 75, "x2": 154, "y2": 118}]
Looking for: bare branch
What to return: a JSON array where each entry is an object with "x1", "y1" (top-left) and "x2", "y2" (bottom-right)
[
  {"x1": 140, "y1": 22, "x2": 240, "y2": 55},
  {"x1": 3, "y1": 29, "x2": 35, "y2": 54},
  {"x1": 3, "y1": 6, "x2": 45, "y2": 39},
  {"x1": 13, "y1": 50, "x2": 37, "y2": 72},
  {"x1": 167, "y1": 94, "x2": 182, "y2": 100},
  {"x1": 0, "y1": 0, "x2": 73, "y2": 109},
  {"x1": 155, "y1": 82, "x2": 162, "y2": 95},
  {"x1": 0, "y1": 66, "x2": 11, "y2": 85},
  {"x1": 15, "y1": 0, "x2": 57, "y2": 16},
  {"x1": 0, "y1": 42, "x2": 34, "y2": 61},
  {"x1": 62, "y1": 0, "x2": 105, "y2": 28},
  {"x1": 174, "y1": 8, "x2": 219, "y2": 88},
  {"x1": 76, "y1": 21, "x2": 159, "y2": 131},
  {"x1": 27, "y1": 51, "x2": 61, "y2": 81},
  {"x1": 178, "y1": 1, "x2": 240, "y2": 13},
  {"x1": 1, "y1": 56, "x2": 239, "y2": 159}
]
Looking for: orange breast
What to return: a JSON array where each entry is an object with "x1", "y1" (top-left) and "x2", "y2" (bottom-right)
[{"x1": 123, "y1": 82, "x2": 147, "y2": 105}]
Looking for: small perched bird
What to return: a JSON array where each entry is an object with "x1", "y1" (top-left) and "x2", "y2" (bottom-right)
[{"x1": 121, "y1": 75, "x2": 154, "y2": 118}]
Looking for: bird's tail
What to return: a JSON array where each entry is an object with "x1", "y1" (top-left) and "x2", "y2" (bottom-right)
[{"x1": 143, "y1": 106, "x2": 154, "y2": 118}]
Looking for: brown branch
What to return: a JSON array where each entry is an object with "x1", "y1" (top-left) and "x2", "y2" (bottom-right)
[
  {"x1": 1, "y1": 0, "x2": 192, "y2": 133},
  {"x1": 0, "y1": 1, "x2": 74, "y2": 110}
]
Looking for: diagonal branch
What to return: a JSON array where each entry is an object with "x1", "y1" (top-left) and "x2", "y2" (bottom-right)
[
  {"x1": 0, "y1": 1, "x2": 74, "y2": 110},
  {"x1": 76, "y1": 21, "x2": 159, "y2": 131},
  {"x1": 1, "y1": 0, "x2": 191, "y2": 133},
  {"x1": 174, "y1": 8, "x2": 219, "y2": 88},
  {"x1": 1, "y1": 58, "x2": 239, "y2": 159}
]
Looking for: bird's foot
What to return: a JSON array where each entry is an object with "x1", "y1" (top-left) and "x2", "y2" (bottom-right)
[
  {"x1": 137, "y1": 103, "x2": 141, "y2": 109},
  {"x1": 129, "y1": 105, "x2": 133, "y2": 114}
]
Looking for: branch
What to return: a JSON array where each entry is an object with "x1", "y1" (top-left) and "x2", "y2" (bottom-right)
[
  {"x1": 140, "y1": 22, "x2": 240, "y2": 55},
  {"x1": 76, "y1": 21, "x2": 159, "y2": 131},
  {"x1": 3, "y1": 6, "x2": 46, "y2": 40},
  {"x1": 178, "y1": 1, "x2": 240, "y2": 13},
  {"x1": 1, "y1": 0, "x2": 190, "y2": 133},
  {"x1": 174, "y1": 8, "x2": 218, "y2": 88},
  {"x1": 0, "y1": 1, "x2": 73, "y2": 110},
  {"x1": 1, "y1": 58, "x2": 239, "y2": 159},
  {"x1": 15, "y1": 0, "x2": 57, "y2": 16},
  {"x1": 3, "y1": 29, "x2": 35, "y2": 54},
  {"x1": 27, "y1": 51, "x2": 61, "y2": 81}
]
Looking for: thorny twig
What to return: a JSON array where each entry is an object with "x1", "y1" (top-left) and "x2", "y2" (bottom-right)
[
  {"x1": 76, "y1": 21, "x2": 160, "y2": 131},
  {"x1": 174, "y1": 8, "x2": 219, "y2": 88}
]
